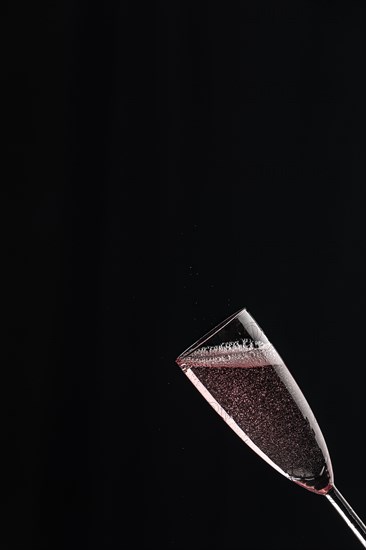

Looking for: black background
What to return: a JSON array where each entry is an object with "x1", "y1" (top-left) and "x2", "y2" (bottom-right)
[{"x1": 3, "y1": 1, "x2": 366, "y2": 549}]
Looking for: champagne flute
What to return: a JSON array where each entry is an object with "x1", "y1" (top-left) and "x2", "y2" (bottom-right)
[{"x1": 176, "y1": 308, "x2": 366, "y2": 547}]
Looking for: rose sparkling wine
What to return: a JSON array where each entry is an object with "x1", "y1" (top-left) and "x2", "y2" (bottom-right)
[{"x1": 176, "y1": 308, "x2": 366, "y2": 547}]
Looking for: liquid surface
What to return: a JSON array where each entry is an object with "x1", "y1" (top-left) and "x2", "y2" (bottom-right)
[{"x1": 177, "y1": 341, "x2": 333, "y2": 494}]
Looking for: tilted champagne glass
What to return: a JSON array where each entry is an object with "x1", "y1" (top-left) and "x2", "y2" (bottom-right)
[{"x1": 176, "y1": 308, "x2": 366, "y2": 547}]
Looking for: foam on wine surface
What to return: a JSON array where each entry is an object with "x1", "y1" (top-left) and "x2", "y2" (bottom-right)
[{"x1": 177, "y1": 341, "x2": 333, "y2": 494}]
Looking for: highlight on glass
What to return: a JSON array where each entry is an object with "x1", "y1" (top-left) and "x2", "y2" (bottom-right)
[{"x1": 176, "y1": 308, "x2": 366, "y2": 548}]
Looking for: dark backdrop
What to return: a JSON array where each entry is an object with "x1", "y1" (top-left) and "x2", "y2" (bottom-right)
[{"x1": 4, "y1": 1, "x2": 366, "y2": 549}]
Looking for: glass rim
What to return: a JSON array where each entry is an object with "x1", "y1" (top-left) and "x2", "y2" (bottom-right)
[{"x1": 177, "y1": 307, "x2": 247, "y2": 360}]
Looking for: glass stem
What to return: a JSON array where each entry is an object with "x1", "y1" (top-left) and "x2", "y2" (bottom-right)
[{"x1": 326, "y1": 485, "x2": 366, "y2": 548}]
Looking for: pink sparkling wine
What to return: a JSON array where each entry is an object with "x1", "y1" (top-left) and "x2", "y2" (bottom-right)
[{"x1": 177, "y1": 341, "x2": 333, "y2": 494}]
